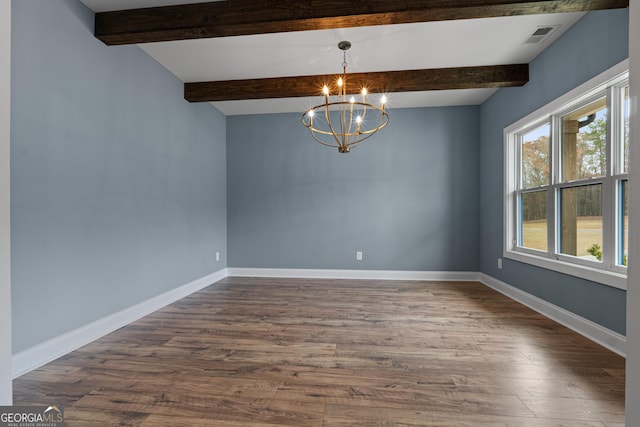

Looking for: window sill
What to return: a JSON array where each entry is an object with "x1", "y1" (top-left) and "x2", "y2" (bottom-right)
[{"x1": 504, "y1": 249, "x2": 627, "y2": 290}]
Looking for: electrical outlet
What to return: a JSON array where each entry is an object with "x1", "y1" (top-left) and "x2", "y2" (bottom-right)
[
  {"x1": 216, "y1": 251, "x2": 220, "y2": 262},
  {"x1": 497, "y1": 258, "x2": 502, "y2": 269},
  {"x1": 356, "y1": 251, "x2": 363, "y2": 261}
]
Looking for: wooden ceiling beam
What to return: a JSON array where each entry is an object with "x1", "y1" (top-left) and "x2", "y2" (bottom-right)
[
  {"x1": 184, "y1": 64, "x2": 529, "y2": 102},
  {"x1": 95, "y1": 0, "x2": 628, "y2": 45}
]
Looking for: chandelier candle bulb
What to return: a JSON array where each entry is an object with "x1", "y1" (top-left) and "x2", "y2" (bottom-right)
[{"x1": 301, "y1": 40, "x2": 389, "y2": 153}]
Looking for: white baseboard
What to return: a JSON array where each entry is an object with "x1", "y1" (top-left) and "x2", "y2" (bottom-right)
[
  {"x1": 227, "y1": 268, "x2": 481, "y2": 282},
  {"x1": 12, "y1": 269, "x2": 228, "y2": 378},
  {"x1": 12, "y1": 268, "x2": 625, "y2": 378},
  {"x1": 479, "y1": 273, "x2": 626, "y2": 357},
  {"x1": 229, "y1": 269, "x2": 626, "y2": 356}
]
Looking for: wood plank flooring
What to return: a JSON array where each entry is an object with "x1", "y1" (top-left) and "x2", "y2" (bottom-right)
[{"x1": 13, "y1": 278, "x2": 625, "y2": 426}]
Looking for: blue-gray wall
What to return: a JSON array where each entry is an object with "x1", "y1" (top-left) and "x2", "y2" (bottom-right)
[
  {"x1": 227, "y1": 107, "x2": 480, "y2": 271},
  {"x1": 479, "y1": 9, "x2": 629, "y2": 334},
  {"x1": 11, "y1": 0, "x2": 227, "y2": 353}
]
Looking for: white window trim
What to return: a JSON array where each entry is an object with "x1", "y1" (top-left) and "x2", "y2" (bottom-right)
[{"x1": 504, "y1": 59, "x2": 629, "y2": 290}]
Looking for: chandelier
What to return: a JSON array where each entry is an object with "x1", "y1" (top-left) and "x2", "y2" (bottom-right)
[{"x1": 301, "y1": 41, "x2": 389, "y2": 153}]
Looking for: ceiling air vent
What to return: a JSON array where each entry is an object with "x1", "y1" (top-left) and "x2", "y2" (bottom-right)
[{"x1": 525, "y1": 26, "x2": 559, "y2": 44}]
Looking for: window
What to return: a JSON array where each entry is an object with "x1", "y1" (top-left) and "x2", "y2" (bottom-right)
[{"x1": 504, "y1": 61, "x2": 628, "y2": 289}]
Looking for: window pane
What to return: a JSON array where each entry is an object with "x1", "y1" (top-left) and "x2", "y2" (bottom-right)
[
  {"x1": 521, "y1": 123, "x2": 550, "y2": 189},
  {"x1": 619, "y1": 180, "x2": 628, "y2": 266},
  {"x1": 519, "y1": 191, "x2": 547, "y2": 251},
  {"x1": 560, "y1": 185, "x2": 602, "y2": 261},
  {"x1": 624, "y1": 86, "x2": 630, "y2": 173},
  {"x1": 561, "y1": 98, "x2": 607, "y2": 182}
]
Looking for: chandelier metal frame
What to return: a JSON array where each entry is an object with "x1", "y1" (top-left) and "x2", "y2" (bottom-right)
[{"x1": 301, "y1": 41, "x2": 389, "y2": 153}]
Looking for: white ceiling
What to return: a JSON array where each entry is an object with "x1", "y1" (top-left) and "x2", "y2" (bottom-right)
[{"x1": 80, "y1": 0, "x2": 586, "y2": 115}]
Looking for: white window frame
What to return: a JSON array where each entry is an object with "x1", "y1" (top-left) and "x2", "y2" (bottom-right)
[{"x1": 504, "y1": 60, "x2": 629, "y2": 290}]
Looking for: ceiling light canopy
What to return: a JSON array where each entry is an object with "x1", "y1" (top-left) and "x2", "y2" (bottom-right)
[{"x1": 301, "y1": 41, "x2": 389, "y2": 153}]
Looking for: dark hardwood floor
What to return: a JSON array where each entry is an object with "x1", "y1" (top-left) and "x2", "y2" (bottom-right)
[{"x1": 13, "y1": 277, "x2": 625, "y2": 426}]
